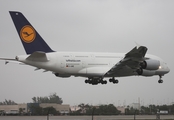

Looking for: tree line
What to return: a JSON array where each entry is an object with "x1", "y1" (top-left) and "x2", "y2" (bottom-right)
[
  {"x1": 0, "y1": 93, "x2": 63, "y2": 115},
  {"x1": 125, "y1": 104, "x2": 174, "y2": 115},
  {"x1": 32, "y1": 93, "x2": 63, "y2": 104},
  {"x1": 29, "y1": 93, "x2": 63, "y2": 115},
  {"x1": 0, "y1": 99, "x2": 17, "y2": 105},
  {"x1": 71, "y1": 103, "x2": 121, "y2": 115},
  {"x1": 0, "y1": 93, "x2": 63, "y2": 105},
  {"x1": 72, "y1": 103, "x2": 174, "y2": 115},
  {"x1": 1, "y1": 94, "x2": 174, "y2": 115}
]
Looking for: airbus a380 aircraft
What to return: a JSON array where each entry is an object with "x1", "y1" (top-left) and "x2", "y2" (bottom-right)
[{"x1": 0, "y1": 11, "x2": 170, "y2": 85}]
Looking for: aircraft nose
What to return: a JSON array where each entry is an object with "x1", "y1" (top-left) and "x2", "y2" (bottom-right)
[
  {"x1": 164, "y1": 63, "x2": 170, "y2": 73},
  {"x1": 161, "y1": 63, "x2": 170, "y2": 74},
  {"x1": 167, "y1": 66, "x2": 170, "y2": 73}
]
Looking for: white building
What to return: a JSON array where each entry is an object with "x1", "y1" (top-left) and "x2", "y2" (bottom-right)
[
  {"x1": 117, "y1": 106, "x2": 125, "y2": 114},
  {"x1": 0, "y1": 104, "x2": 27, "y2": 115},
  {"x1": 70, "y1": 106, "x2": 81, "y2": 112},
  {"x1": 129, "y1": 103, "x2": 140, "y2": 110}
]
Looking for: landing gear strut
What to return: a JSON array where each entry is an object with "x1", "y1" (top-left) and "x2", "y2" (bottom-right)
[
  {"x1": 158, "y1": 75, "x2": 163, "y2": 83},
  {"x1": 109, "y1": 77, "x2": 119, "y2": 84}
]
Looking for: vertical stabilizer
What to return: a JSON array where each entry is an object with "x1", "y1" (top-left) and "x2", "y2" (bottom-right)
[{"x1": 9, "y1": 11, "x2": 54, "y2": 54}]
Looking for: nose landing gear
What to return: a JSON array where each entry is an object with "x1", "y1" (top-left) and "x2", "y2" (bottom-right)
[{"x1": 158, "y1": 75, "x2": 163, "y2": 83}]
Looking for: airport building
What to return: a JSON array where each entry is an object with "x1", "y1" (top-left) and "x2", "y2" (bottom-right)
[
  {"x1": 129, "y1": 103, "x2": 141, "y2": 110},
  {"x1": 40, "y1": 103, "x2": 69, "y2": 114},
  {"x1": 70, "y1": 106, "x2": 81, "y2": 112},
  {"x1": 0, "y1": 103, "x2": 70, "y2": 115},
  {"x1": 117, "y1": 106, "x2": 125, "y2": 114},
  {"x1": 0, "y1": 104, "x2": 27, "y2": 115}
]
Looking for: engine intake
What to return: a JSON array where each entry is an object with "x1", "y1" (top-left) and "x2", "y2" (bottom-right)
[
  {"x1": 140, "y1": 59, "x2": 160, "y2": 70},
  {"x1": 137, "y1": 69, "x2": 156, "y2": 76}
]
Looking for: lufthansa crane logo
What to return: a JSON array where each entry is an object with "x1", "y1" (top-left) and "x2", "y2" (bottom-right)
[{"x1": 20, "y1": 25, "x2": 36, "y2": 43}]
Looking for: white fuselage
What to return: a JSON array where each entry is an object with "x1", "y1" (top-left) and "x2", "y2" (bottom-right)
[{"x1": 16, "y1": 52, "x2": 169, "y2": 78}]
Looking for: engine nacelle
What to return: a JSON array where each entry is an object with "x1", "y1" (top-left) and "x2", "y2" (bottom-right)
[
  {"x1": 137, "y1": 69, "x2": 156, "y2": 76},
  {"x1": 141, "y1": 69, "x2": 156, "y2": 76},
  {"x1": 140, "y1": 59, "x2": 160, "y2": 70}
]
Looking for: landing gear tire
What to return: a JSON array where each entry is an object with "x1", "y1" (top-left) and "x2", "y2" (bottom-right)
[
  {"x1": 85, "y1": 78, "x2": 107, "y2": 85},
  {"x1": 158, "y1": 79, "x2": 163, "y2": 83},
  {"x1": 109, "y1": 79, "x2": 113, "y2": 82},
  {"x1": 109, "y1": 78, "x2": 119, "y2": 84},
  {"x1": 113, "y1": 80, "x2": 119, "y2": 84},
  {"x1": 85, "y1": 79, "x2": 88, "y2": 83},
  {"x1": 101, "y1": 80, "x2": 107, "y2": 84},
  {"x1": 158, "y1": 75, "x2": 163, "y2": 84}
]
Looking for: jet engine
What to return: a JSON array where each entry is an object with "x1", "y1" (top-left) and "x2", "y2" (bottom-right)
[
  {"x1": 141, "y1": 69, "x2": 156, "y2": 76},
  {"x1": 136, "y1": 69, "x2": 156, "y2": 76},
  {"x1": 140, "y1": 59, "x2": 160, "y2": 70}
]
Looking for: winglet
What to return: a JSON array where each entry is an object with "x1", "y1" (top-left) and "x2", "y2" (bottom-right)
[{"x1": 135, "y1": 42, "x2": 140, "y2": 49}]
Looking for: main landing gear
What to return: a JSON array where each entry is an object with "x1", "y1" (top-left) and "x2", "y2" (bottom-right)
[
  {"x1": 109, "y1": 77, "x2": 119, "y2": 84},
  {"x1": 85, "y1": 78, "x2": 107, "y2": 85},
  {"x1": 158, "y1": 75, "x2": 163, "y2": 83},
  {"x1": 84, "y1": 77, "x2": 119, "y2": 85}
]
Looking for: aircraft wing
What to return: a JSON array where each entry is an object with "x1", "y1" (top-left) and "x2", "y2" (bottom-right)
[{"x1": 104, "y1": 46, "x2": 148, "y2": 77}]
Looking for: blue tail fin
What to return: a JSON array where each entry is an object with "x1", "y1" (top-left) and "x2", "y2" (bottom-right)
[{"x1": 9, "y1": 11, "x2": 54, "y2": 54}]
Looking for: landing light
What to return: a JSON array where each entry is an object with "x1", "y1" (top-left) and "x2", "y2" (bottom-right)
[{"x1": 159, "y1": 66, "x2": 162, "y2": 69}]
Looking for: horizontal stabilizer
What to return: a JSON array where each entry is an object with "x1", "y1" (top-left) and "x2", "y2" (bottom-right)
[
  {"x1": 0, "y1": 58, "x2": 25, "y2": 65},
  {"x1": 5, "y1": 61, "x2": 25, "y2": 65},
  {"x1": 26, "y1": 51, "x2": 49, "y2": 62},
  {"x1": 0, "y1": 58, "x2": 16, "y2": 61}
]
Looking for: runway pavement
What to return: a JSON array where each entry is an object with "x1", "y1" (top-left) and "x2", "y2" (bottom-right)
[{"x1": 0, "y1": 115, "x2": 174, "y2": 120}]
